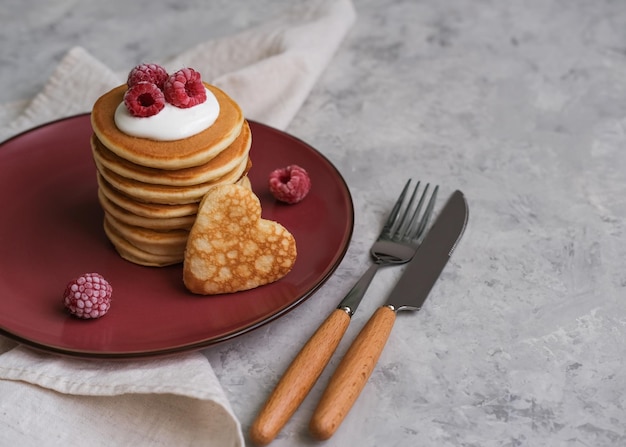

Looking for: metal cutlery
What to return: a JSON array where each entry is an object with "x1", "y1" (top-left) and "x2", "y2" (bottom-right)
[
  {"x1": 249, "y1": 180, "x2": 438, "y2": 445},
  {"x1": 309, "y1": 190, "x2": 469, "y2": 440}
]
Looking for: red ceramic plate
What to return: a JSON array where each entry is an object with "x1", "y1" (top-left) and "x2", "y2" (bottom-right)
[{"x1": 0, "y1": 115, "x2": 353, "y2": 358}]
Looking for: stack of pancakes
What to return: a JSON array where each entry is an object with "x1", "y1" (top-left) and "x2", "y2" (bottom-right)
[{"x1": 90, "y1": 83, "x2": 252, "y2": 266}]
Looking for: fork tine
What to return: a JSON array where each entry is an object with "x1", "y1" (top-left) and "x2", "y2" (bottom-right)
[
  {"x1": 400, "y1": 183, "x2": 429, "y2": 240},
  {"x1": 393, "y1": 180, "x2": 421, "y2": 237},
  {"x1": 408, "y1": 184, "x2": 438, "y2": 241},
  {"x1": 391, "y1": 180, "x2": 420, "y2": 235},
  {"x1": 380, "y1": 179, "x2": 412, "y2": 237}
]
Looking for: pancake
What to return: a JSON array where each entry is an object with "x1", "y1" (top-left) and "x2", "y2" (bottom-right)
[
  {"x1": 91, "y1": 120, "x2": 251, "y2": 186},
  {"x1": 97, "y1": 174, "x2": 198, "y2": 219},
  {"x1": 183, "y1": 184, "x2": 297, "y2": 294},
  {"x1": 95, "y1": 155, "x2": 251, "y2": 205},
  {"x1": 100, "y1": 175, "x2": 254, "y2": 266},
  {"x1": 237, "y1": 174, "x2": 252, "y2": 190},
  {"x1": 91, "y1": 83, "x2": 245, "y2": 169},
  {"x1": 98, "y1": 188, "x2": 196, "y2": 230},
  {"x1": 103, "y1": 217, "x2": 183, "y2": 267},
  {"x1": 97, "y1": 171, "x2": 252, "y2": 222},
  {"x1": 103, "y1": 214, "x2": 188, "y2": 258}
]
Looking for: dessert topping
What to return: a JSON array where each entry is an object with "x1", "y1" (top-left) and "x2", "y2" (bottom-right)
[
  {"x1": 114, "y1": 88, "x2": 219, "y2": 140},
  {"x1": 63, "y1": 273, "x2": 112, "y2": 319},
  {"x1": 127, "y1": 63, "x2": 169, "y2": 90},
  {"x1": 163, "y1": 68, "x2": 207, "y2": 109},
  {"x1": 268, "y1": 165, "x2": 312, "y2": 204},
  {"x1": 123, "y1": 82, "x2": 166, "y2": 118},
  {"x1": 115, "y1": 64, "x2": 219, "y2": 140}
]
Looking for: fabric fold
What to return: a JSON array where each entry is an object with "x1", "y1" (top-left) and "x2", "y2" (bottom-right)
[{"x1": 0, "y1": 347, "x2": 242, "y2": 446}]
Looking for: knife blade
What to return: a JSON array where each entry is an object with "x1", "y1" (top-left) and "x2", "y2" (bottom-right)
[{"x1": 309, "y1": 190, "x2": 469, "y2": 440}]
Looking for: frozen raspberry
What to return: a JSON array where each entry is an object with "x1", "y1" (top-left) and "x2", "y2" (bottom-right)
[
  {"x1": 269, "y1": 165, "x2": 312, "y2": 204},
  {"x1": 127, "y1": 63, "x2": 169, "y2": 90},
  {"x1": 163, "y1": 68, "x2": 207, "y2": 108},
  {"x1": 63, "y1": 273, "x2": 112, "y2": 319},
  {"x1": 124, "y1": 82, "x2": 165, "y2": 117}
]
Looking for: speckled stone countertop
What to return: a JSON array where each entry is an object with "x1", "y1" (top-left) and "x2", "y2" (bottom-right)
[{"x1": 3, "y1": 1, "x2": 626, "y2": 445}]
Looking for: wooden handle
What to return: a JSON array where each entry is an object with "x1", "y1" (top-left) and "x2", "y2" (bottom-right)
[
  {"x1": 309, "y1": 306, "x2": 396, "y2": 440},
  {"x1": 249, "y1": 309, "x2": 351, "y2": 445}
]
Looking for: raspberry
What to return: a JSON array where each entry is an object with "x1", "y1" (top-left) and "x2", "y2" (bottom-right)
[
  {"x1": 127, "y1": 63, "x2": 169, "y2": 90},
  {"x1": 163, "y1": 68, "x2": 207, "y2": 108},
  {"x1": 268, "y1": 165, "x2": 312, "y2": 204},
  {"x1": 63, "y1": 273, "x2": 112, "y2": 319},
  {"x1": 123, "y1": 82, "x2": 165, "y2": 117}
]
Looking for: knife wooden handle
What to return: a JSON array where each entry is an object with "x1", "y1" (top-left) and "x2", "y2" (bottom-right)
[
  {"x1": 309, "y1": 305, "x2": 396, "y2": 440},
  {"x1": 249, "y1": 308, "x2": 351, "y2": 446}
]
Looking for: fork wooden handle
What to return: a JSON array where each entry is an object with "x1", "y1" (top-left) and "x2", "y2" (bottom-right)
[
  {"x1": 249, "y1": 309, "x2": 351, "y2": 446},
  {"x1": 309, "y1": 306, "x2": 396, "y2": 440}
]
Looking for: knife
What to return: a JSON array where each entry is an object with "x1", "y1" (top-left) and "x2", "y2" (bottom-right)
[{"x1": 308, "y1": 190, "x2": 469, "y2": 440}]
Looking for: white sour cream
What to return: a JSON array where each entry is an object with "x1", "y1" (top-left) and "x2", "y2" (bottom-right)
[{"x1": 114, "y1": 88, "x2": 220, "y2": 141}]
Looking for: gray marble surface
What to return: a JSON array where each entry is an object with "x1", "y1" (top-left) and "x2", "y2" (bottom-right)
[{"x1": 3, "y1": 0, "x2": 626, "y2": 446}]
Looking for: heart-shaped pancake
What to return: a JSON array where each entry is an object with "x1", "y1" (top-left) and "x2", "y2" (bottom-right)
[{"x1": 184, "y1": 184, "x2": 297, "y2": 294}]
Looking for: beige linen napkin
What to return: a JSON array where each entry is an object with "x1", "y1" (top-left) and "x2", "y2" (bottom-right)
[{"x1": 0, "y1": 1, "x2": 355, "y2": 445}]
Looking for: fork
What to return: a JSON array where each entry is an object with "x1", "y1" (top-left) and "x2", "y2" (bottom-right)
[{"x1": 249, "y1": 179, "x2": 438, "y2": 446}]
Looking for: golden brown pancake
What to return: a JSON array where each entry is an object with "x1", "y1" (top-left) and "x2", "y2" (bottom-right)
[
  {"x1": 103, "y1": 214, "x2": 188, "y2": 258},
  {"x1": 91, "y1": 83, "x2": 244, "y2": 169},
  {"x1": 97, "y1": 174, "x2": 198, "y2": 219},
  {"x1": 95, "y1": 156, "x2": 251, "y2": 205},
  {"x1": 100, "y1": 175, "x2": 254, "y2": 266},
  {"x1": 237, "y1": 174, "x2": 252, "y2": 190},
  {"x1": 184, "y1": 184, "x2": 297, "y2": 295},
  {"x1": 98, "y1": 188, "x2": 196, "y2": 231},
  {"x1": 90, "y1": 120, "x2": 251, "y2": 186},
  {"x1": 103, "y1": 217, "x2": 183, "y2": 267}
]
